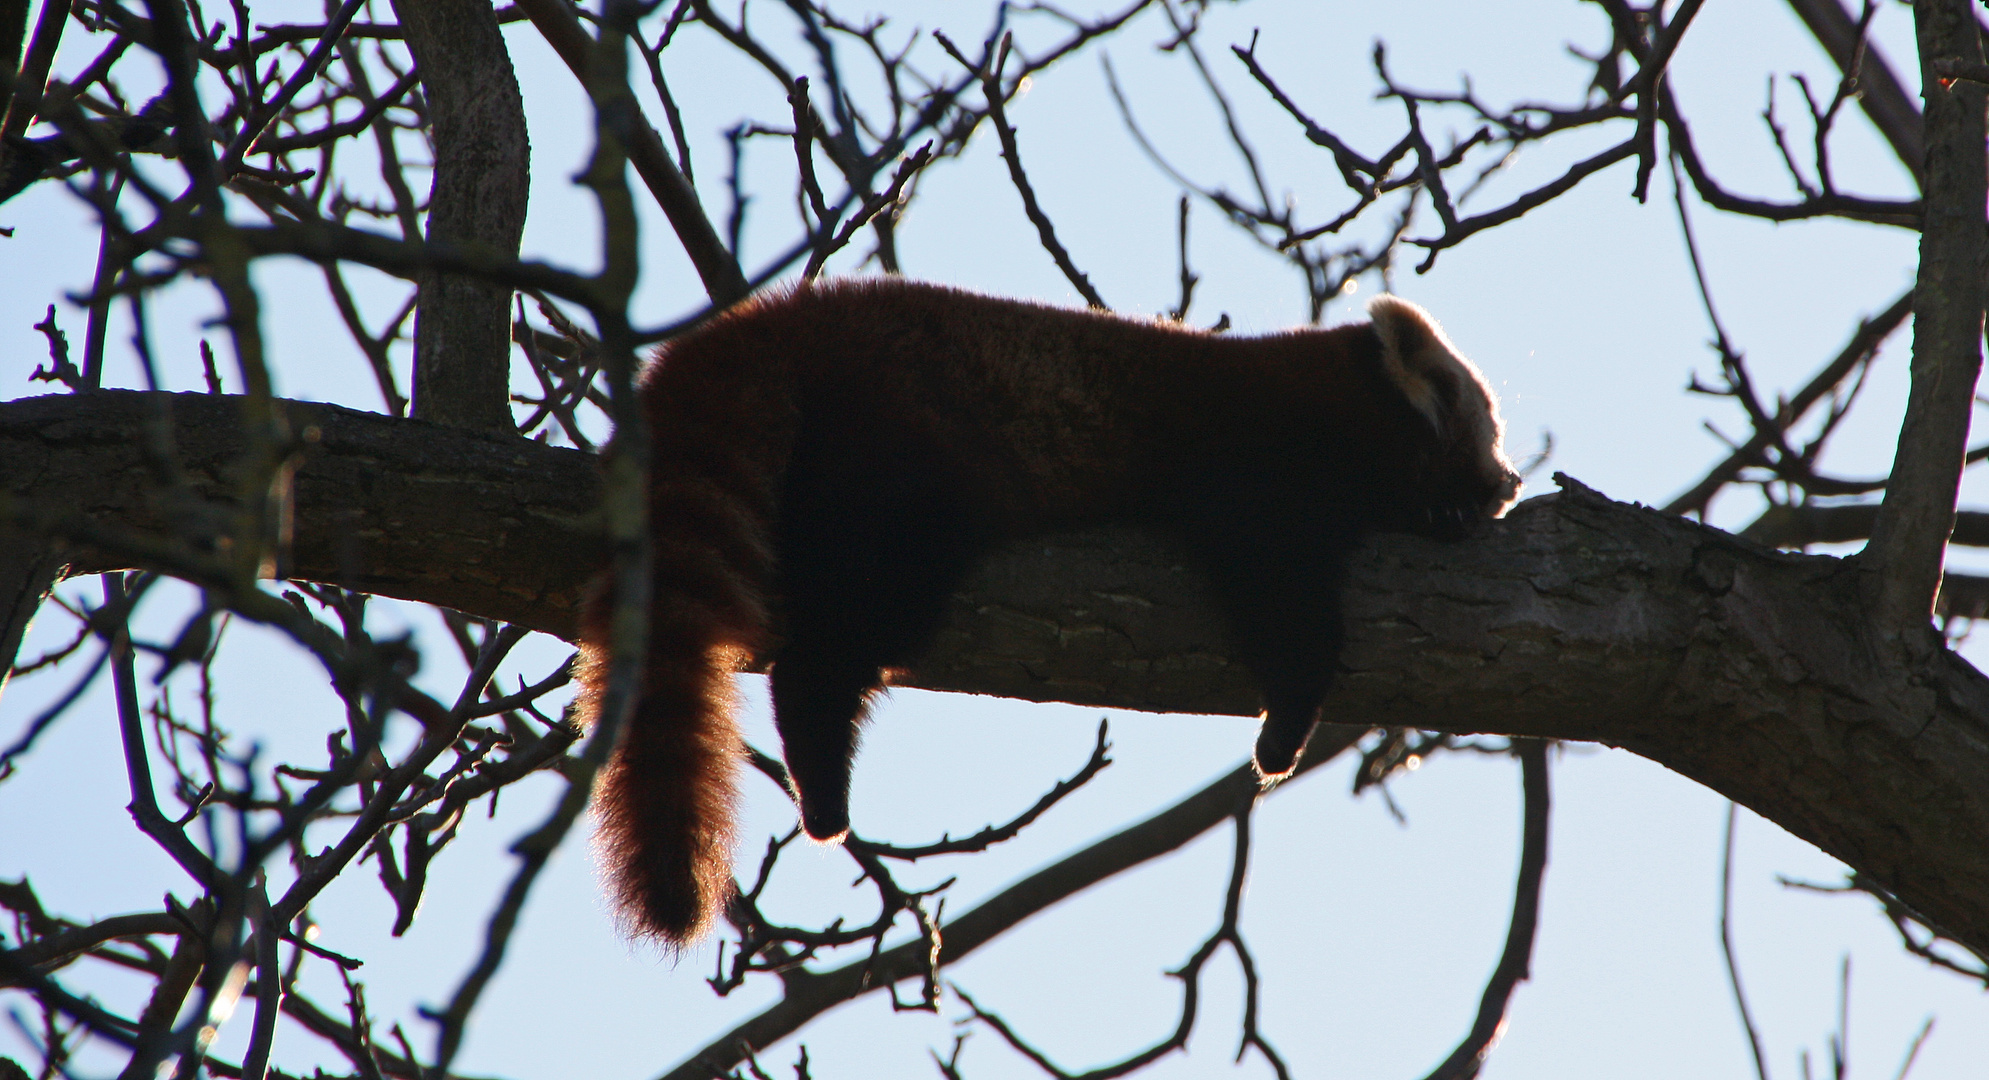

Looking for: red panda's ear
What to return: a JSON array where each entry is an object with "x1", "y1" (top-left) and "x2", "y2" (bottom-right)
[{"x1": 1366, "y1": 294, "x2": 1464, "y2": 436}]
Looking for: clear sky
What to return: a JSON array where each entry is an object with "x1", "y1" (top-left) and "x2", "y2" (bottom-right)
[{"x1": 3, "y1": 1, "x2": 1986, "y2": 1078}]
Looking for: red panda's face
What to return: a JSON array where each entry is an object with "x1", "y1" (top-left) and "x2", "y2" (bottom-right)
[
  {"x1": 1366, "y1": 295, "x2": 1520, "y2": 537},
  {"x1": 1413, "y1": 369, "x2": 1521, "y2": 540},
  {"x1": 1436, "y1": 363, "x2": 1522, "y2": 520}
]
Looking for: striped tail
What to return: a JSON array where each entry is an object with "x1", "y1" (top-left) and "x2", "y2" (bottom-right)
[{"x1": 580, "y1": 474, "x2": 778, "y2": 945}]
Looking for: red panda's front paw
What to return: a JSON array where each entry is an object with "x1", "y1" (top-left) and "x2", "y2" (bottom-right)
[{"x1": 1252, "y1": 717, "x2": 1315, "y2": 784}]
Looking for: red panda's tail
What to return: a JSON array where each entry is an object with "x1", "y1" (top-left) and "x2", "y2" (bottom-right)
[
  {"x1": 579, "y1": 633, "x2": 740, "y2": 945},
  {"x1": 579, "y1": 479, "x2": 779, "y2": 946},
  {"x1": 579, "y1": 294, "x2": 803, "y2": 944}
]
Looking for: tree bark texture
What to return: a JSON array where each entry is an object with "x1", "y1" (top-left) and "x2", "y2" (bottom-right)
[
  {"x1": 1864, "y1": 0, "x2": 1987, "y2": 631},
  {"x1": 392, "y1": 0, "x2": 530, "y2": 434},
  {"x1": 4, "y1": 390, "x2": 1989, "y2": 956},
  {"x1": 0, "y1": 392, "x2": 595, "y2": 635}
]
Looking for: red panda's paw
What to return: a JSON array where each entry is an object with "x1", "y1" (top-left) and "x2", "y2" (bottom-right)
[
  {"x1": 1251, "y1": 717, "x2": 1314, "y2": 784},
  {"x1": 1252, "y1": 754, "x2": 1298, "y2": 787},
  {"x1": 799, "y1": 797, "x2": 852, "y2": 845}
]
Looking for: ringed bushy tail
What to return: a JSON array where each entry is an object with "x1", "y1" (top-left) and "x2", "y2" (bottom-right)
[
  {"x1": 580, "y1": 617, "x2": 745, "y2": 944},
  {"x1": 580, "y1": 495, "x2": 781, "y2": 942},
  {"x1": 579, "y1": 304, "x2": 795, "y2": 945}
]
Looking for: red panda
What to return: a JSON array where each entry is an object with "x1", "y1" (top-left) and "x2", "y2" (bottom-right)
[{"x1": 578, "y1": 278, "x2": 1519, "y2": 945}]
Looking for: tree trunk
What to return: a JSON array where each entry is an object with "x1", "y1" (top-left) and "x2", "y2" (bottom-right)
[
  {"x1": 1863, "y1": 0, "x2": 1987, "y2": 632},
  {"x1": 392, "y1": 0, "x2": 530, "y2": 434}
]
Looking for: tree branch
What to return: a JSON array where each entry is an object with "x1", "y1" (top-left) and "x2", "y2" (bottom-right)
[
  {"x1": 1784, "y1": 0, "x2": 1925, "y2": 183},
  {"x1": 6, "y1": 392, "x2": 1989, "y2": 967},
  {"x1": 1663, "y1": 289, "x2": 1913, "y2": 517},
  {"x1": 515, "y1": 0, "x2": 749, "y2": 306},
  {"x1": 0, "y1": 391, "x2": 598, "y2": 637},
  {"x1": 390, "y1": 0, "x2": 531, "y2": 433},
  {"x1": 1418, "y1": 739, "x2": 1549, "y2": 1080},
  {"x1": 666, "y1": 727, "x2": 1366, "y2": 1079},
  {"x1": 1744, "y1": 504, "x2": 1989, "y2": 548},
  {"x1": 1864, "y1": 0, "x2": 1987, "y2": 633}
]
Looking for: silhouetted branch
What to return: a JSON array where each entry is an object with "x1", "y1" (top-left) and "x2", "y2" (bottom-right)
[
  {"x1": 664, "y1": 728, "x2": 1369, "y2": 1079},
  {"x1": 1864, "y1": 0, "x2": 1989, "y2": 632},
  {"x1": 940, "y1": 31, "x2": 1107, "y2": 310},
  {"x1": 1664, "y1": 290, "x2": 1912, "y2": 516},
  {"x1": 1722, "y1": 803, "x2": 1773, "y2": 1080},
  {"x1": 1417, "y1": 740, "x2": 1551, "y2": 1080},
  {"x1": 1785, "y1": 0, "x2": 1923, "y2": 180}
]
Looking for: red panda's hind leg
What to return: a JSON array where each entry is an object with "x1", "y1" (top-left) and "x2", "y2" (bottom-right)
[
  {"x1": 768, "y1": 557, "x2": 972, "y2": 840},
  {"x1": 1252, "y1": 685, "x2": 1326, "y2": 782},
  {"x1": 767, "y1": 458, "x2": 989, "y2": 841},
  {"x1": 769, "y1": 654, "x2": 879, "y2": 841}
]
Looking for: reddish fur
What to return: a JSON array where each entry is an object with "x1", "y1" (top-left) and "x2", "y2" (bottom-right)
[
  {"x1": 581, "y1": 321, "x2": 793, "y2": 944},
  {"x1": 577, "y1": 278, "x2": 1516, "y2": 945}
]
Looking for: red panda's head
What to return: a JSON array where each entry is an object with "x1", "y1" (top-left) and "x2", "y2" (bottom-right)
[{"x1": 1366, "y1": 295, "x2": 1522, "y2": 536}]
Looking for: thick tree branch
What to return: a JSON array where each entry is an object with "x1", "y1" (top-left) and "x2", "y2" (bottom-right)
[
  {"x1": 5, "y1": 391, "x2": 1989, "y2": 965},
  {"x1": 0, "y1": 392, "x2": 597, "y2": 637}
]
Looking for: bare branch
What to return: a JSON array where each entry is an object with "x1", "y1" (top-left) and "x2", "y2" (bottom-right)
[
  {"x1": 1744, "y1": 504, "x2": 1989, "y2": 549},
  {"x1": 391, "y1": 0, "x2": 529, "y2": 433},
  {"x1": 665, "y1": 727, "x2": 1368, "y2": 1079},
  {"x1": 1785, "y1": 0, "x2": 1924, "y2": 181},
  {"x1": 852, "y1": 718, "x2": 1111, "y2": 860},
  {"x1": 1417, "y1": 740, "x2": 1550, "y2": 1080},
  {"x1": 939, "y1": 30, "x2": 1108, "y2": 309},
  {"x1": 516, "y1": 0, "x2": 749, "y2": 305},
  {"x1": 1722, "y1": 803, "x2": 1773, "y2": 1080},
  {"x1": 1630, "y1": 0, "x2": 1708, "y2": 200},
  {"x1": 1664, "y1": 290, "x2": 1913, "y2": 517}
]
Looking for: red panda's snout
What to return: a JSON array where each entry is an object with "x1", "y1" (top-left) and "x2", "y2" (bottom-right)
[{"x1": 1487, "y1": 463, "x2": 1521, "y2": 518}]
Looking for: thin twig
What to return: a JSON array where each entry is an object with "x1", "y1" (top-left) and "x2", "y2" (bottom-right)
[
  {"x1": 852, "y1": 719, "x2": 1111, "y2": 860},
  {"x1": 227, "y1": 0, "x2": 366, "y2": 165},
  {"x1": 1417, "y1": 739, "x2": 1551, "y2": 1080},
  {"x1": 1722, "y1": 803, "x2": 1772, "y2": 1080},
  {"x1": 1631, "y1": 0, "x2": 1707, "y2": 200},
  {"x1": 938, "y1": 31, "x2": 1107, "y2": 309}
]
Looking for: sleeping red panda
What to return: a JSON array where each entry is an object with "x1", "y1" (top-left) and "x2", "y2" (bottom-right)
[{"x1": 576, "y1": 278, "x2": 1520, "y2": 945}]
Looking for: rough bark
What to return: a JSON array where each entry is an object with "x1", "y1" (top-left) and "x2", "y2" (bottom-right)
[
  {"x1": 392, "y1": 0, "x2": 530, "y2": 434},
  {"x1": 0, "y1": 392, "x2": 595, "y2": 635},
  {"x1": 1864, "y1": 0, "x2": 1987, "y2": 631},
  {"x1": 4, "y1": 390, "x2": 1989, "y2": 957}
]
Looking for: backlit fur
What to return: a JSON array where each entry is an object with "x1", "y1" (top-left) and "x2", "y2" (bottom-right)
[{"x1": 578, "y1": 279, "x2": 1519, "y2": 944}]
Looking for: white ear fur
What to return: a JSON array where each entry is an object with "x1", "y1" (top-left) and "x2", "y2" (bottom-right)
[{"x1": 1366, "y1": 294, "x2": 1456, "y2": 432}]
